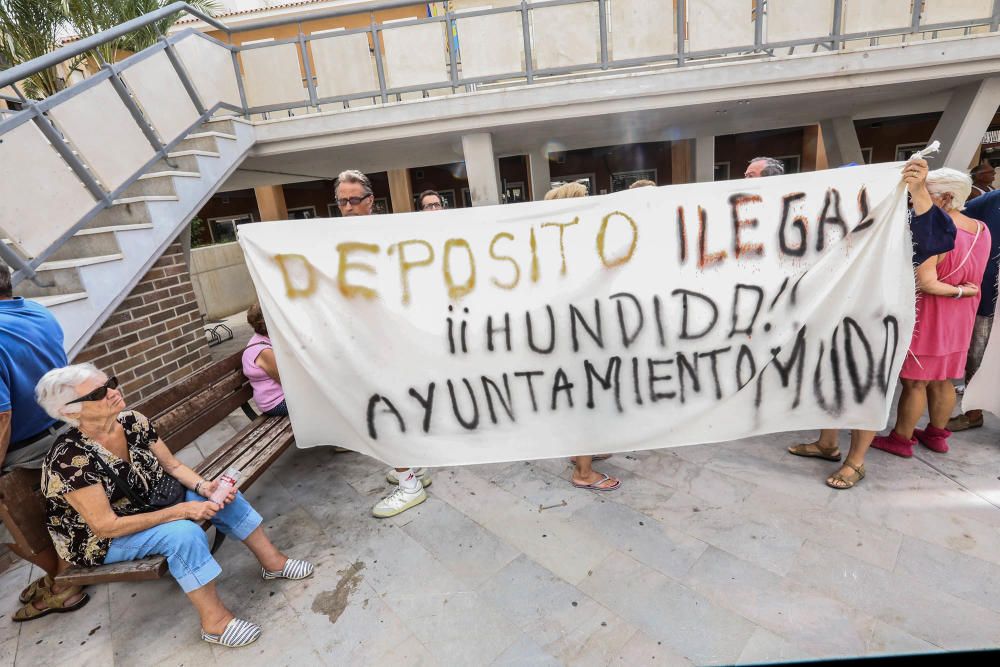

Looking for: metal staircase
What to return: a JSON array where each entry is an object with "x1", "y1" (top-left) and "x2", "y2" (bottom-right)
[{"x1": 8, "y1": 118, "x2": 254, "y2": 356}]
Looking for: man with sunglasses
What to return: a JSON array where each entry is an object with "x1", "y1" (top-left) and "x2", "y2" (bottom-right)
[
  {"x1": 1, "y1": 261, "x2": 88, "y2": 621},
  {"x1": 333, "y1": 170, "x2": 432, "y2": 517}
]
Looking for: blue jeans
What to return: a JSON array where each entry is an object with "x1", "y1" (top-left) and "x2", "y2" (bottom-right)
[{"x1": 103, "y1": 490, "x2": 262, "y2": 593}]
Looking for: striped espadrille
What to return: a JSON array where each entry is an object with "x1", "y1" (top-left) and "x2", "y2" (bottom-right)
[
  {"x1": 201, "y1": 618, "x2": 261, "y2": 648},
  {"x1": 261, "y1": 558, "x2": 314, "y2": 581}
]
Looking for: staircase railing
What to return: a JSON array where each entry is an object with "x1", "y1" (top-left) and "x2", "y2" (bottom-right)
[{"x1": 3, "y1": 0, "x2": 999, "y2": 289}]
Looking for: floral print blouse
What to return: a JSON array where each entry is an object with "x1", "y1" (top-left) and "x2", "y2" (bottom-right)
[{"x1": 42, "y1": 411, "x2": 168, "y2": 566}]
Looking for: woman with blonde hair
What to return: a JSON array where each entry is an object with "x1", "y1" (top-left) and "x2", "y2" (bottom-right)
[
  {"x1": 873, "y1": 167, "x2": 991, "y2": 457},
  {"x1": 542, "y1": 184, "x2": 621, "y2": 491}
]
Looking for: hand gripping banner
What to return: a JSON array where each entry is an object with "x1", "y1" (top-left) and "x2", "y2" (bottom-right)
[{"x1": 239, "y1": 164, "x2": 914, "y2": 467}]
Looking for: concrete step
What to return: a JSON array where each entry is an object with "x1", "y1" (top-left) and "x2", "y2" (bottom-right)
[
  {"x1": 200, "y1": 118, "x2": 242, "y2": 134},
  {"x1": 120, "y1": 171, "x2": 198, "y2": 198},
  {"x1": 175, "y1": 132, "x2": 235, "y2": 153},
  {"x1": 46, "y1": 231, "x2": 121, "y2": 263},
  {"x1": 36, "y1": 253, "x2": 124, "y2": 272},
  {"x1": 31, "y1": 292, "x2": 89, "y2": 308},
  {"x1": 86, "y1": 200, "x2": 153, "y2": 230},
  {"x1": 14, "y1": 266, "x2": 85, "y2": 299},
  {"x1": 151, "y1": 154, "x2": 203, "y2": 172}
]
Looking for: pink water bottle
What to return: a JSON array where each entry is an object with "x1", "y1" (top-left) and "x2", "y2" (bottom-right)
[{"x1": 210, "y1": 467, "x2": 241, "y2": 505}]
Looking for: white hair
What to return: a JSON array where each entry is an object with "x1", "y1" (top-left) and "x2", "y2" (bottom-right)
[
  {"x1": 926, "y1": 167, "x2": 973, "y2": 211},
  {"x1": 35, "y1": 363, "x2": 105, "y2": 426},
  {"x1": 334, "y1": 169, "x2": 372, "y2": 197}
]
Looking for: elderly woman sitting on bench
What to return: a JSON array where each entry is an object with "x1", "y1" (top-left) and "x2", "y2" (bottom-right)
[{"x1": 35, "y1": 363, "x2": 314, "y2": 648}]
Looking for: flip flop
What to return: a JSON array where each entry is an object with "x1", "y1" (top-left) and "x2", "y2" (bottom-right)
[
  {"x1": 12, "y1": 587, "x2": 89, "y2": 622},
  {"x1": 788, "y1": 443, "x2": 841, "y2": 461},
  {"x1": 572, "y1": 473, "x2": 621, "y2": 491},
  {"x1": 569, "y1": 454, "x2": 612, "y2": 463}
]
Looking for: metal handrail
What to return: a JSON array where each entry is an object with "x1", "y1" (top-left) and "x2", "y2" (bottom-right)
[{"x1": 0, "y1": 2, "x2": 225, "y2": 90}]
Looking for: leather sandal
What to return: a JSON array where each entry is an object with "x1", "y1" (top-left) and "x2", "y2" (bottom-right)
[
  {"x1": 826, "y1": 462, "x2": 865, "y2": 490},
  {"x1": 18, "y1": 574, "x2": 52, "y2": 604},
  {"x1": 788, "y1": 442, "x2": 842, "y2": 461},
  {"x1": 12, "y1": 585, "x2": 89, "y2": 622}
]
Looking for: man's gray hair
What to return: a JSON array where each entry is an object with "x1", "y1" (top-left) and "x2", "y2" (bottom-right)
[
  {"x1": 749, "y1": 157, "x2": 785, "y2": 177},
  {"x1": 335, "y1": 169, "x2": 372, "y2": 197},
  {"x1": 926, "y1": 167, "x2": 973, "y2": 211},
  {"x1": 35, "y1": 363, "x2": 105, "y2": 426},
  {"x1": 0, "y1": 262, "x2": 11, "y2": 299}
]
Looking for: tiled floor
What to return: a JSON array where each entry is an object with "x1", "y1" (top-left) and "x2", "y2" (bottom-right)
[{"x1": 2, "y1": 413, "x2": 999, "y2": 666}]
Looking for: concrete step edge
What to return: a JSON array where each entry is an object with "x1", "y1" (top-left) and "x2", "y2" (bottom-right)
[
  {"x1": 75, "y1": 223, "x2": 154, "y2": 236},
  {"x1": 37, "y1": 253, "x2": 124, "y2": 271},
  {"x1": 138, "y1": 170, "x2": 201, "y2": 180},
  {"x1": 166, "y1": 150, "x2": 221, "y2": 159},
  {"x1": 31, "y1": 292, "x2": 89, "y2": 307},
  {"x1": 184, "y1": 131, "x2": 237, "y2": 141},
  {"x1": 112, "y1": 195, "x2": 179, "y2": 205}
]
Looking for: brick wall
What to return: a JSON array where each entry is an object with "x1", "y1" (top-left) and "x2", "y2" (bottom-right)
[{"x1": 72, "y1": 240, "x2": 213, "y2": 403}]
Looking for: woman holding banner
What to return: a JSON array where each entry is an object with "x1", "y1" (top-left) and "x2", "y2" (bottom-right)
[
  {"x1": 871, "y1": 168, "x2": 991, "y2": 458},
  {"x1": 788, "y1": 158, "x2": 959, "y2": 488}
]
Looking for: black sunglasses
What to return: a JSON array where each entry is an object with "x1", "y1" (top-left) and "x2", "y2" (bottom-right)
[
  {"x1": 66, "y1": 376, "x2": 119, "y2": 405},
  {"x1": 336, "y1": 194, "x2": 372, "y2": 207}
]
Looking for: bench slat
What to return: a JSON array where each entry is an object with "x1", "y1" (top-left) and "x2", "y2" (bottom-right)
[
  {"x1": 58, "y1": 555, "x2": 168, "y2": 586},
  {"x1": 138, "y1": 354, "x2": 242, "y2": 418},
  {"x1": 200, "y1": 419, "x2": 292, "y2": 482}
]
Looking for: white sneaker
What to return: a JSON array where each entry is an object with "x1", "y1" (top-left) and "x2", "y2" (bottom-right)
[
  {"x1": 385, "y1": 468, "x2": 432, "y2": 487},
  {"x1": 372, "y1": 485, "x2": 427, "y2": 518}
]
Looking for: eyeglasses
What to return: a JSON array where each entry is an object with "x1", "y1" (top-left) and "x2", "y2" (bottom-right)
[
  {"x1": 422, "y1": 202, "x2": 444, "y2": 210},
  {"x1": 336, "y1": 194, "x2": 372, "y2": 207},
  {"x1": 65, "y1": 376, "x2": 119, "y2": 405}
]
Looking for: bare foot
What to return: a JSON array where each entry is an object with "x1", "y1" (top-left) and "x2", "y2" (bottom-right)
[{"x1": 571, "y1": 470, "x2": 620, "y2": 490}]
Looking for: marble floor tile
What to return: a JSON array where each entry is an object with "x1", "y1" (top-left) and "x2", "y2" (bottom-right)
[
  {"x1": 390, "y1": 591, "x2": 519, "y2": 665},
  {"x1": 491, "y1": 635, "x2": 562, "y2": 666},
  {"x1": 396, "y1": 498, "x2": 520, "y2": 588},
  {"x1": 736, "y1": 627, "x2": 815, "y2": 665},
  {"x1": 893, "y1": 535, "x2": 1000, "y2": 614},
  {"x1": 579, "y1": 551, "x2": 758, "y2": 665},
  {"x1": 787, "y1": 541, "x2": 1000, "y2": 649},
  {"x1": 478, "y1": 554, "x2": 638, "y2": 665},
  {"x1": 489, "y1": 461, "x2": 601, "y2": 518},
  {"x1": 15, "y1": 581, "x2": 113, "y2": 666},
  {"x1": 371, "y1": 633, "x2": 439, "y2": 666},
  {"x1": 571, "y1": 498, "x2": 708, "y2": 580},
  {"x1": 611, "y1": 630, "x2": 694, "y2": 666}
]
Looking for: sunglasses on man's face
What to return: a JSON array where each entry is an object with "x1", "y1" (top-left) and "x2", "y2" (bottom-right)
[
  {"x1": 66, "y1": 376, "x2": 119, "y2": 405},
  {"x1": 336, "y1": 194, "x2": 372, "y2": 207}
]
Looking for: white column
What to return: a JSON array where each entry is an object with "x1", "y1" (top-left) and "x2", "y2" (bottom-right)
[
  {"x1": 527, "y1": 146, "x2": 551, "y2": 201},
  {"x1": 929, "y1": 78, "x2": 1000, "y2": 170},
  {"x1": 462, "y1": 132, "x2": 501, "y2": 206},
  {"x1": 819, "y1": 117, "x2": 864, "y2": 167},
  {"x1": 694, "y1": 134, "x2": 715, "y2": 183}
]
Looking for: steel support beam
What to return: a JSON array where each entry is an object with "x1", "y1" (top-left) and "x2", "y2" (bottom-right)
[{"x1": 929, "y1": 77, "x2": 1000, "y2": 170}]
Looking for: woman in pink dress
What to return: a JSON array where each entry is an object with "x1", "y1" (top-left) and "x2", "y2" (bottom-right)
[
  {"x1": 873, "y1": 168, "x2": 991, "y2": 457},
  {"x1": 241, "y1": 304, "x2": 287, "y2": 417}
]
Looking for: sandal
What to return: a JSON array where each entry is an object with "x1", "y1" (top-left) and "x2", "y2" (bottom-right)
[
  {"x1": 19, "y1": 574, "x2": 52, "y2": 604},
  {"x1": 788, "y1": 443, "x2": 841, "y2": 461},
  {"x1": 12, "y1": 585, "x2": 89, "y2": 622},
  {"x1": 572, "y1": 473, "x2": 621, "y2": 491},
  {"x1": 825, "y1": 462, "x2": 865, "y2": 490},
  {"x1": 202, "y1": 618, "x2": 262, "y2": 648}
]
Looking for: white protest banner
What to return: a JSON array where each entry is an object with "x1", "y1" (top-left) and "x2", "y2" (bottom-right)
[{"x1": 238, "y1": 164, "x2": 914, "y2": 467}]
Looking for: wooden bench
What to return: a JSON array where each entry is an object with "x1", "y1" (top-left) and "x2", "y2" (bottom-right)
[{"x1": 0, "y1": 352, "x2": 295, "y2": 586}]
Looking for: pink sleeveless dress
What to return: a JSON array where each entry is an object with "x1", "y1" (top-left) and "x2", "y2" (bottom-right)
[{"x1": 900, "y1": 220, "x2": 992, "y2": 380}]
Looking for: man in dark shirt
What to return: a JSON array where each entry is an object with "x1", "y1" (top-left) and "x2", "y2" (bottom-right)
[
  {"x1": 788, "y1": 158, "x2": 956, "y2": 489},
  {"x1": 948, "y1": 188, "x2": 1000, "y2": 430},
  {"x1": 0, "y1": 262, "x2": 88, "y2": 620}
]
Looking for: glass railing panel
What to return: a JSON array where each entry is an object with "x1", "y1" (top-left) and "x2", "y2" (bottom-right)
[
  {"x1": 530, "y1": 2, "x2": 601, "y2": 71},
  {"x1": 609, "y1": 0, "x2": 676, "y2": 61},
  {"x1": 121, "y1": 50, "x2": 201, "y2": 146},
  {"x1": 382, "y1": 20, "x2": 451, "y2": 89},
  {"x1": 0, "y1": 122, "x2": 97, "y2": 259},
  {"x1": 311, "y1": 30, "x2": 380, "y2": 100},
  {"x1": 48, "y1": 79, "x2": 156, "y2": 193},
  {"x1": 688, "y1": 0, "x2": 755, "y2": 53}
]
